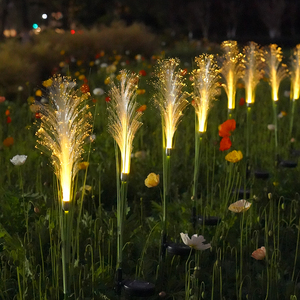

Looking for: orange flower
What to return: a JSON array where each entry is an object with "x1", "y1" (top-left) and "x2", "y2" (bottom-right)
[
  {"x1": 137, "y1": 105, "x2": 147, "y2": 112},
  {"x1": 5, "y1": 109, "x2": 10, "y2": 116},
  {"x1": 219, "y1": 119, "x2": 236, "y2": 137},
  {"x1": 219, "y1": 137, "x2": 232, "y2": 151},
  {"x1": 3, "y1": 136, "x2": 14, "y2": 147}
]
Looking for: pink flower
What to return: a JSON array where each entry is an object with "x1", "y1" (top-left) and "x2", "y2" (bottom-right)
[{"x1": 251, "y1": 246, "x2": 266, "y2": 260}]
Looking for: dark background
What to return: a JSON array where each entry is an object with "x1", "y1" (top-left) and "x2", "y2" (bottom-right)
[{"x1": 0, "y1": 0, "x2": 299, "y2": 45}]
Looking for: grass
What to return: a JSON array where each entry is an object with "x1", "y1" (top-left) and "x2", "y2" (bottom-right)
[{"x1": 0, "y1": 35, "x2": 300, "y2": 299}]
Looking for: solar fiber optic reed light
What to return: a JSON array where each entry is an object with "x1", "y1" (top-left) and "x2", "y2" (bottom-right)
[
  {"x1": 220, "y1": 40, "x2": 245, "y2": 117},
  {"x1": 242, "y1": 42, "x2": 264, "y2": 158},
  {"x1": 289, "y1": 44, "x2": 300, "y2": 139},
  {"x1": 191, "y1": 54, "x2": 220, "y2": 227},
  {"x1": 264, "y1": 44, "x2": 288, "y2": 155},
  {"x1": 152, "y1": 58, "x2": 189, "y2": 258},
  {"x1": 107, "y1": 70, "x2": 143, "y2": 295},
  {"x1": 35, "y1": 75, "x2": 92, "y2": 297}
]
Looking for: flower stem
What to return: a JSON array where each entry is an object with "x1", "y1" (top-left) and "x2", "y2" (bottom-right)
[
  {"x1": 272, "y1": 100, "x2": 278, "y2": 156},
  {"x1": 289, "y1": 98, "x2": 296, "y2": 141},
  {"x1": 246, "y1": 104, "x2": 252, "y2": 159},
  {"x1": 192, "y1": 130, "x2": 203, "y2": 229}
]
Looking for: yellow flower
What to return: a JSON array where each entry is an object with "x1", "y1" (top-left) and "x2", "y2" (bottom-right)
[
  {"x1": 78, "y1": 161, "x2": 89, "y2": 170},
  {"x1": 78, "y1": 74, "x2": 85, "y2": 81},
  {"x1": 225, "y1": 150, "x2": 243, "y2": 163},
  {"x1": 35, "y1": 89, "x2": 42, "y2": 97},
  {"x1": 27, "y1": 96, "x2": 35, "y2": 104},
  {"x1": 228, "y1": 199, "x2": 251, "y2": 213},
  {"x1": 137, "y1": 89, "x2": 146, "y2": 95},
  {"x1": 42, "y1": 79, "x2": 53, "y2": 88},
  {"x1": 106, "y1": 64, "x2": 117, "y2": 74},
  {"x1": 104, "y1": 77, "x2": 111, "y2": 85},
  {"x1": 145, "y1": 173, "x2": 160, "y2": 188}
]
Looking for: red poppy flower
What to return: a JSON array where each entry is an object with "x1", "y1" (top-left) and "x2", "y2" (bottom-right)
[
  {"x1": 191, "y1": 99, "x2": 197, "y2": 107},
  {"x1": 6, "y1": 116, "x2": 11, "y2": 123},
  {"x1": 219, "y1": 137, "x2": 232, "y2": 151},
  {"x1": 219, "y1": 119, "x2": 236, "y2": 137},
  {"x1": 239, "y1": 97, "x2": 245, "y2": 106},
  {"x1": 80, "y1": 84, "x2": 90, "y2": 93},
  {"x1": 139, "y1": 70, "x2": 147, "y2": 76},
  {"x1": 105, "y1": 96, "x2": 111, "y2": 103},
  {"x1": 181, "y1": 68, "x2": 188, "y2": 76},
  {"x1": 35, "y1": 112, "x2": 42, "y2": 119},
  {"x1": 92, "y1": 98, "x2": 97, "y2": 103}
]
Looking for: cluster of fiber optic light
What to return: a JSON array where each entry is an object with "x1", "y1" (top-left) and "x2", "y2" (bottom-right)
[
  {"x1": 192, "y1": 54, "x2": 220, "y2": 132},
  {"x1": 152, "y1": 58, "x2": 189, "y2": 149},
  {"x1": 220, "y1": 40, "x2": 245, "y2": 110},
  {"x1": 264, "y1": 44, "x2": 288, "y2": 101},
  {"x1": 36, "y1": 76, "x2": 92, "y2": 205},
  {"x1": 107, "y1": 70, "x2": 143, "y2": 175},
  {"x1": 242, "y1": 42, "x2": 265, "y2": 104}
]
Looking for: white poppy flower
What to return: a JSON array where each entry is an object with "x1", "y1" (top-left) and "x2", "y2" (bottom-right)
[
  {"x1": 93, "y1": 88, "x2": 104, "y2": 96},
  {"x1": 10, "y1": 155, "x2": 27, "y2": 166},
  {"x1": 180, "y1": 233, "x2": 211, "y2": 251},
  {"x1": 267, "y1": 124, "x2": 275, "y2": 131}
]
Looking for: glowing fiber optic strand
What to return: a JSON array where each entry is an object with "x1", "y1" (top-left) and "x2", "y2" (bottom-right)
[
  {"x1": 153, "y1": 58, "x2": 189, "y2": 150},
  {"x1": 264, "y1": 44, "x2": 288, "y2": 153},
  {"x1": 220, "y1": 40, "x2": 245, "y2": 111},
  {"x1": 192, "y1": 54, "x2": 220, "y2": 133},
  {"x1": 107, "y1": 70, "x2": 143, "y2": 177},
  {"x1": 36, "y1": 75, "x2": 92, "y2": 210},
  {"x1": 289, "y1": 44, "x2": 300, "y2": 138},
  {"x1": 264, "y1": 44, "x2": 288, "y2": 102},
  {"x1": 243, "y1": 42, "x2": 265, "y2": 105}
]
